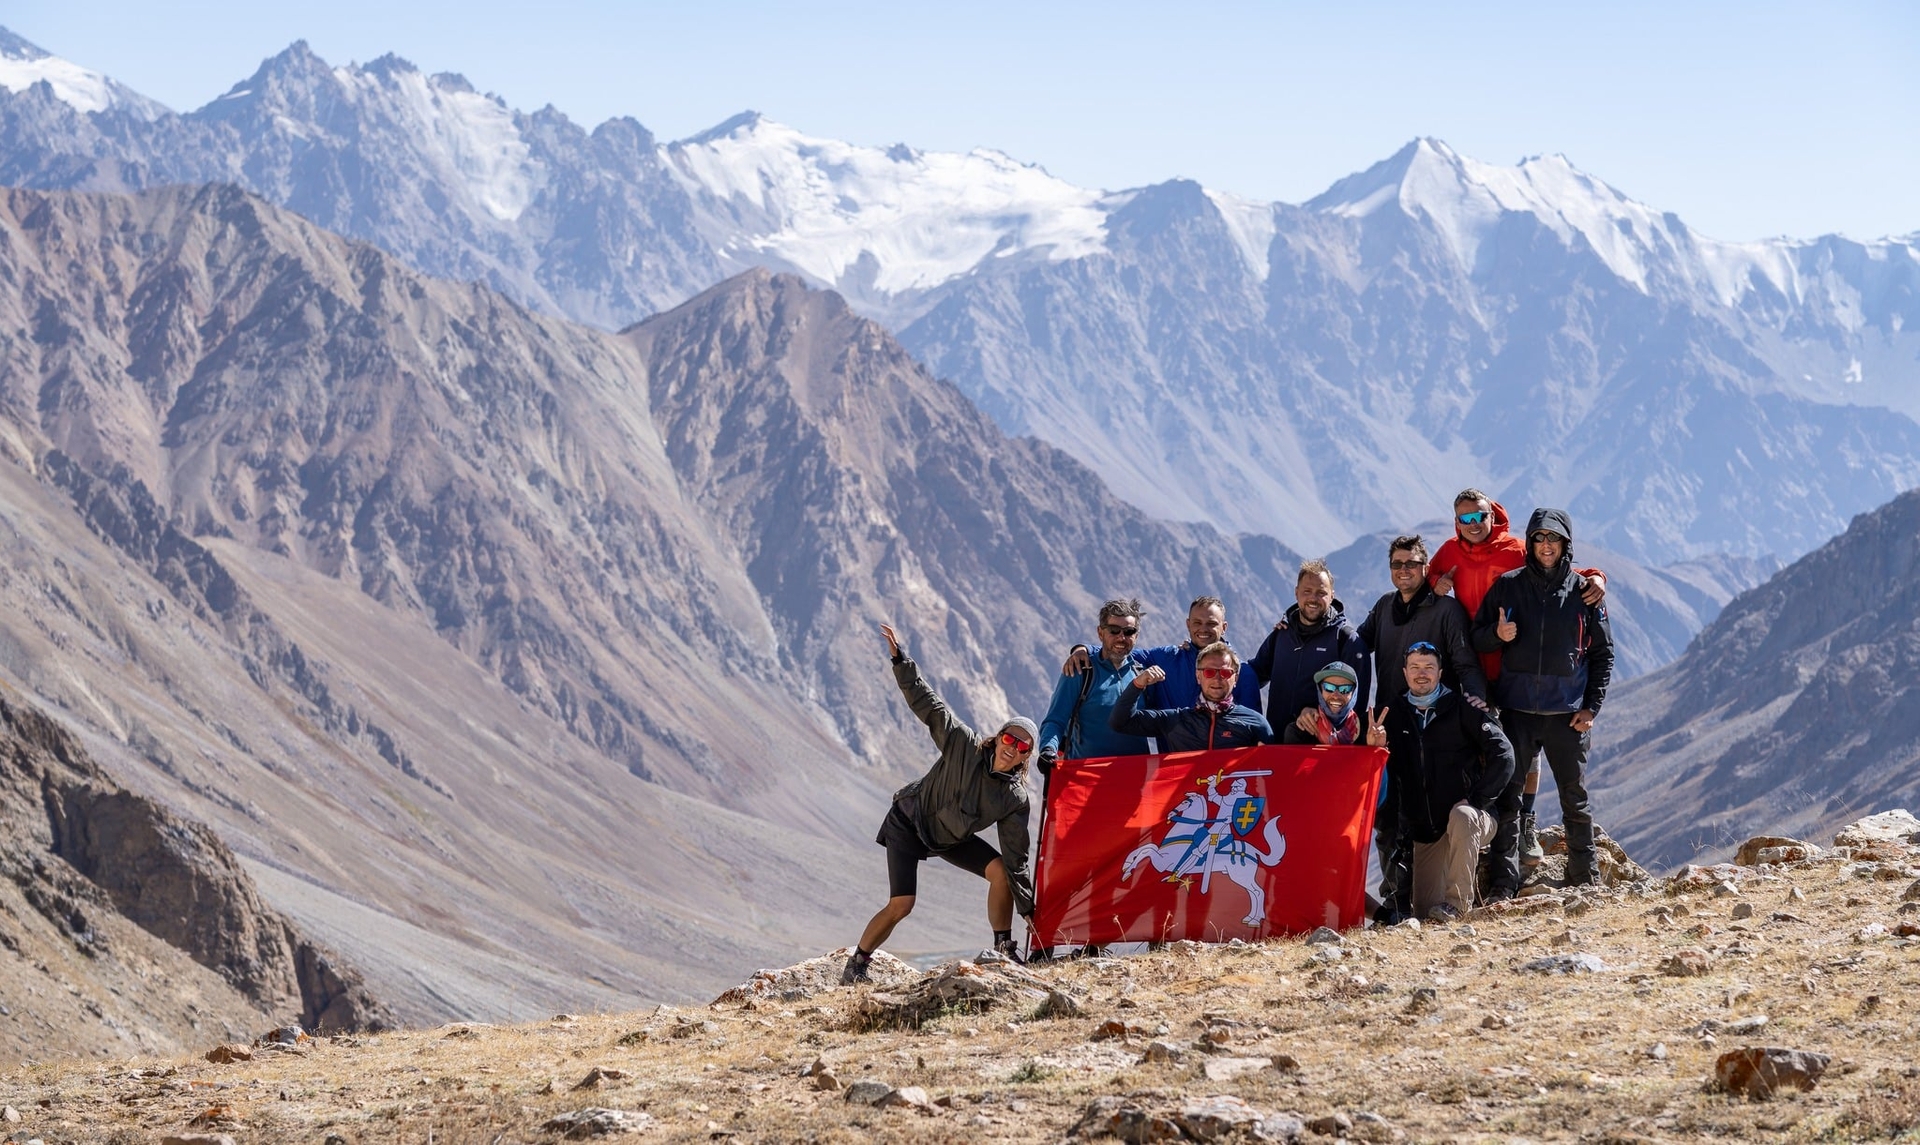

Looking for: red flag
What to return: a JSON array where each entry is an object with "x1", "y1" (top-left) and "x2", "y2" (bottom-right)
[{"x1": 1033, "y1": 745, "x2": 1384, "y2": 945}]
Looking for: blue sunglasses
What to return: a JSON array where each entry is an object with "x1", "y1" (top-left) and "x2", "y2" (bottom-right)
[
  {"x1": 1319, "y1": 681, "x2": 1355, "y2": 694},
  {"x1": 1457, "y1": 511, "x2": 1489, "y2": 525}
]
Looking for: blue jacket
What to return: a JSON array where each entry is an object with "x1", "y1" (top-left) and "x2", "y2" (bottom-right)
[
  {"x1": 1248, "y1": 601, "x2": 1370, "y2": 731},
  {"x1": 1038, "y1": 652, "x2": 1153, "y2": 761},
  {"x1": 1108, "y1": 686, "x2": 1274, "y2": 752},
  {"x1": 1138, "y1": 641, "x2": 1263, "y2": 711}
]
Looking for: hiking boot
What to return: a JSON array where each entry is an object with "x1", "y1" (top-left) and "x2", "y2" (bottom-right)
[
  {"x1": 1563, "y1": 855, "x2": 1599, "y2": 887},
  {"x1": 839, "y1": 955, "x2": 871, "y2": 985},
  {"x1": 993, "y1": 937, "x2": 1026, "y2": 965},
  {"x1": 1519, "y1": 812, "x2": 1544, "y2": 868},
  {"x1": 1482, "y1": 881, "x2": 1519, "y2": 903},
  {"x1": 1425, "y1": 903, "x2": 1463, "y2": 923}
]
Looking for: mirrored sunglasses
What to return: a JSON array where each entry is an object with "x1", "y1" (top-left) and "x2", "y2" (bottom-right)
[{"x1": 999, "y1": 733, "x2": 1033, "y2": 754}]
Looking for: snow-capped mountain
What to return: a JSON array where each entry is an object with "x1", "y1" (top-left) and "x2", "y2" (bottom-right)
[
  {"x1": 0, "y1": 28, "x2": 166, "y2": 120},
  {"x1": 1, "y1": 28, "x2": 1917, "y2": 569}
]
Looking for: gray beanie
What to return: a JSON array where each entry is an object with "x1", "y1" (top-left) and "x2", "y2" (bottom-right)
[{"x1": 998, "y1": 716, "x2": 1040, "y2": 746}]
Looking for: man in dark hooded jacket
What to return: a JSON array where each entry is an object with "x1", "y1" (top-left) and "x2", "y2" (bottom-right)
[
  {"x1": 1472, "y1": 509, "x2": 1615, "y2": 892},
  {"x1": 1249, "y1": 559, "x2": 1370, "y2": 739}
]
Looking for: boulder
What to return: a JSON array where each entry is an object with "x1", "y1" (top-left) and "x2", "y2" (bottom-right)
[
  {"x1": 1518, "y1": 953, "x2": 1609, "y2": 974},
  {"x1": 850, "y1": 957, "x2": 1067, "y2": 1031},
  {"x1": 538, "y1": 1107, "x2": 653, "y2": 1136},
  {"x1": 1662, "y1": 948, "x2": 1715, "y2": 977},
  {"x1": 1714, "y1": 1047, "x2": 1830, "y2": 1099},
  {"x1": 1733, "y1": 836, "x2": 1822, "y2": 866},
  {"x1": 1202, "y1": 1057, "x2": 1275, "y2": 1082},
  {"x1": 1833, "y1": 810, "x2": 1920, "y2": 850},
  {"x1": 1531, "y1": 824, "x2": 1649, "y2": 886},
  {"x1": 1177, "y1": 1095, "x2": 1263, "y2": 1141},
  {"x1": 713, "y1": 947, "x2": 918, "y2": 1004},
  {"x1": 843, "y1": 1079, "x2": 893, "y2": 1106}
]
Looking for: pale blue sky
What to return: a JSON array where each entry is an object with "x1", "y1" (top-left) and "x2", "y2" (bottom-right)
[{"x1": 8, "y1": 1, "x2": 1915, "y2": 242}]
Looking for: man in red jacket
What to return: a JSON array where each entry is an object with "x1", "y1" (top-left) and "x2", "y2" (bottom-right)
[{"x1": 1427, "y1": 489, "x2": 1605, "y2": 873}]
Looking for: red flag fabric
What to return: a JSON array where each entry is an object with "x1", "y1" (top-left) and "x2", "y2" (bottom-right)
[{"x1": 1033, "y1": 745, "x2": 1385, "y2": 946}]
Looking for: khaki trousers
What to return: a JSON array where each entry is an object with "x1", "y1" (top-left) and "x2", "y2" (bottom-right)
[{"x1": 1411, "y1": 803, "x2": 1496, "y2": 916}]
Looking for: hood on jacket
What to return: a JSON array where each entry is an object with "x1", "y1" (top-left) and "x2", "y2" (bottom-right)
[{"x1": 1524, "y1": 507, "x2": 1576, "y2": 577}]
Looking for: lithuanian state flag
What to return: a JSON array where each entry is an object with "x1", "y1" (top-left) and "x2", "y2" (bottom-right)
[{"x1": 1033, "y1": 745, "x2": 1384, "y2": 946}]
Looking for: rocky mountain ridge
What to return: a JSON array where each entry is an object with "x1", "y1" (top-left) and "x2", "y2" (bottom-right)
[
  {"x1": 1594, "y1": 488, "x2": 1920, "y2": 867},
  {"x1": 0, "y1": 30, "x2": 1913, "y2": 574},
  {"x1": 0, "y1": 181, "x2": 1304, "y2": 1031},
  {"x1": 0, "y1": 686, "x2": 387, "y2": 1062}
]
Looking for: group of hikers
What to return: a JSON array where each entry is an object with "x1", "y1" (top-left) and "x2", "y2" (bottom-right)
[{"x1": 842, "y1": 491, "x2": 1616, "y2": 984}]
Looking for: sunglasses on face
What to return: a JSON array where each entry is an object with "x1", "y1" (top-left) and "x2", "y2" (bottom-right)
[
  {"x1": 1101, "y1": 625, "x2": 1139, "y2": 637},
  {"x1": 1319, "y1": 681, "x2": 1355, "y2": 695},
  {"x1": 1456, "y1": 511, "x2": 1489, "y2": 525},
  {"x1": 1529, "y1": 532, "x2": 1564, "y2": 545},
  {"x1": 1389, "y1": 559, "x2": 1426, "y2": 571},
  {"x1": 1000, "y1": 733, "x2": 1033, "y2": 754},
  {"x1": 1407, "y1": 641, "x2": 1438, "y2": 655},
  {"x1": 1198, "y1": 667, "x2": 1237, "y2": 680}
]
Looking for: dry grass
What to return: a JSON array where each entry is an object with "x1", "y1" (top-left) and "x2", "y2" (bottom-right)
[{"x1": 1, "y1": 855, "x2": 1917, "y2": 1144}]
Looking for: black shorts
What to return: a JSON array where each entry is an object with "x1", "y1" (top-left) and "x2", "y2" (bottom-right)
[{"x1": 876, "y1": 803, "x2": 1000, "y2": 899}]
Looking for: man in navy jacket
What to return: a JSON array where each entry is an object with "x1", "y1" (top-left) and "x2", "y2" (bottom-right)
[
  {"x1": 1249, "y1": 559, "x2": 1370, "y2": 739},
  {"x1": 1109, "y1": 642, "x2": 1274, "y2": 751}
]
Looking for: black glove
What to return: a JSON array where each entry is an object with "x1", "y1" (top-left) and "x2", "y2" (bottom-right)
[{"x1": 1036, "y1": 747, "x2": 1058, "y2": 776}]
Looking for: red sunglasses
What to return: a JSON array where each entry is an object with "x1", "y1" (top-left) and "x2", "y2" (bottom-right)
[
  {"x1": 1198, "y1": 667, "x2": 1237, "y2": 679},
  {"x1": 999, "y1": 733, "x2": 1034, "y2": 754}
]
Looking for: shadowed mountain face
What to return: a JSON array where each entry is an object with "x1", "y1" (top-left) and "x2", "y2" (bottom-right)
[
  {"x1": 0, "y1": 183, "x2": 1300, "y2": 1023},
  {"x1": 1591, "y1": 488, "x2": 1920, "y2": 867}
]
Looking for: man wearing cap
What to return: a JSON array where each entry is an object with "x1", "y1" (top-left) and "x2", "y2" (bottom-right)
[
  {"x1": 1373, "y1": 643, "x2": 1516, "y2": 922},
  {"x1": 1473, "y1": 509, "x2": 1616, "y2": 892},
  {"x1": 843, "y1": 623, "x2": 1038, "y2": 984},
  {"x1": 1108, "y1": 642, "x2": 1275, "y2": 750},
  {"x1": 1280, "y1": 661, "x2": 1364, "y2": 746},
  {"x1": 1430, "y1": 489, "x2": 1606, "y2": 868}
]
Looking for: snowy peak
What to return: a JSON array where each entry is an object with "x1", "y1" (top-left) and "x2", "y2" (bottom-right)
[
  {"x1": 661, "y1": 114, "x2": 1114, "y2": 295},
  {"x1": 197, "y1": 43, "x2": 545, "y2": 225},
  {"x1": 0, "y1": 26, "x2": 168, "y2": 120},
  {"x1": 1306, "y1": 136, "x2": 1820, "y2": 304}
]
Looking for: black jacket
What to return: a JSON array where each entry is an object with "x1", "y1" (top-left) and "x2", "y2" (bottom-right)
[
  {"x1": 1249, "y1": 601, "x2": 1370, "y2": 731},
  {"x1": 1109, "y1": 687, "x2": 1274, "y2": 751},
  {"x1": 1471, "y1": 508, "x2": 1615, "y2": 715},
  {"x1": 1383, "y1": 687, "x2": 1516, "y2": 847},
  {"x1": 1358, "y1": 585, "x2": 1487, "y2": 706}
]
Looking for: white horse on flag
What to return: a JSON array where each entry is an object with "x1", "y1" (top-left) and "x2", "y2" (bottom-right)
[{"x1": 1119, "y1": 770, "x2": 1288, "y2": 926}]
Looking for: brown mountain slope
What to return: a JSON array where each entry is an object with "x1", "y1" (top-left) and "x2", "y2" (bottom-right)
[
  {"x1": 0, "y1": 184, "x2": 1303, "y2": 1026},
  {"x1": 1593, "y1": 487, "x2": 1920, "y2": 866}
]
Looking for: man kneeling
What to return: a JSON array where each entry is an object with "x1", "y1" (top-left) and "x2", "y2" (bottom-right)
[
  {"x1": 1374, "y1": 642, "x2": 1516, "y2": 922},
  {"x1": 843, "y1": 623, "x2": 1036, "y2": 984}
]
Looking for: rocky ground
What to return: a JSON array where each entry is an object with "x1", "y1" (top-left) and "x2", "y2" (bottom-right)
[{"x1": 2, "y1": 813, "x2": 1918, "y2": 1144}]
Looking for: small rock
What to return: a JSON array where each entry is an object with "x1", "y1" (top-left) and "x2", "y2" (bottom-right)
[
  {"x1": 1725, "y1": 1015, "x2": 1770, "y2": 1036},
  {"x1": 539, "y1": 1107, "x2": 653, "y2": 1136},
  {"x1": 1141, "y1": 1039, "x2": 1186, "y2": 1064},
  {"x1": 259, "y1": 1024, "x2": 307, "y2": 1046},
  {"x1": 1661, "y1": 948, "x2": 1715, "y2": 977},
  {"x1": 1731, "y1": 902, "x2": 1754, "y2": 920},
  {"x1": 1715, "y1": 1047, "x2": 1831, "y2": 1099},
  {"x1": 1519, "y1": 953, "x2": 1609, "y2": 974},
  {"x1": 1712, "y1": 880, "x2": 1741, "y2": 897},
  {"x1": 881, "y1": 1086, "x2": 931, "y2": 1110},
  {"x1": 1896, "y1": 922, "x2": 1920, "y2": 938},
  {"x1": 1405, "y1": 987, "x2": 1439, "y2": 1014},
  {"x1": 1903, "y1": 879, "x2": 1920, "y2": 902},
  {"x1": 1858, "y1": 923, "x2": 1889, "y2": 941},
  {"x1": 203, "y1": 1044, "x2": 252, "y2": 1064},
  {"x1": 1648, "y1": 1043, "x2": 1669, "y2": 1060},
  {"x1": 844, "y1": 1080, "x2": 893, "y2": 1106},
  {"x1": 571, "y1": 1066, "x2": 629, "y2": 1090},
  {"x1": 1202, "y1": 1057, "x2": 1274, "y2": 1082},
  {"x1": 1037, "y1": 989, "x2": 1086, "y2": 1019},
  {"x1": 1, "y1": 1107, "x2": 17, "y2": 1124},
  {"x1": 1177, "y1": 1095, "x2": 1263, "y2": 1141},
  {"x1": 1072, "y1": 1096, "x2": 1181, "y2": 1143},
  {"x1": 1304, "y1": 926, "x2": 1344, "y2": 945},
  {"x1": 1481, "y1": 1013, "x2": 1513, "y2": 1029},
  {"x1": 1309, "y1": 945, "x2": 1343, "y2": 963},
  {"x1": 1307, "y1": 1111, "x2": 1354, "y2": 1134},
  {"x1": 1788, "y1": 886, "x2": 1807, "y2": 902},
  {"x1": 160, "y1": 1136, "x2": 236, "y2": 1145},
  {"x1": 1395, "y1": 918, "x2": 1422, "y2": 931},
  {"x1": 1734, "y1": 835, "x2": 1821, "y2": 866},
  {"x1": 811, "y1": 1071, "x2": 840, "y2": 1091}
]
